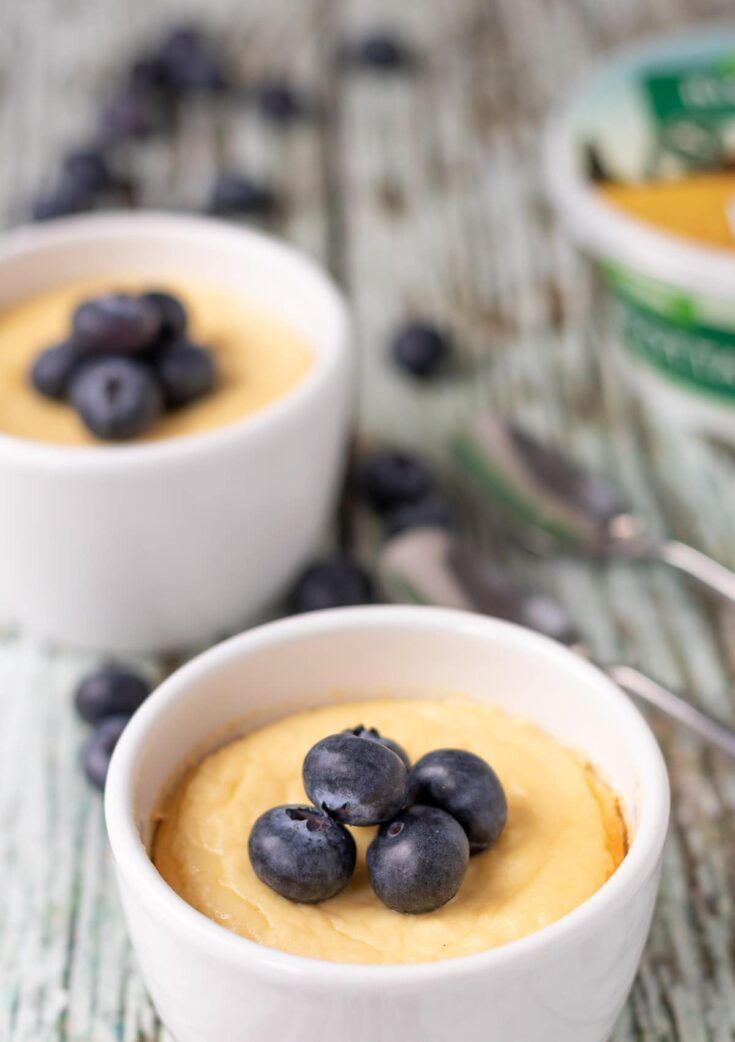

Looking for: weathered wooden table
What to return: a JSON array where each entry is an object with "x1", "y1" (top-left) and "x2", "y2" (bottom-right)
[{"x1": 2, "y1": 0, "x2": 735, "y2": 1039}]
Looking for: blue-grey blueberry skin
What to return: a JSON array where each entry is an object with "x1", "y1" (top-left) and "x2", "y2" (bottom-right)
[
  {"x1": 140, "y1": 290, "x2": 188, "y2": 339},
  {"x1": 367, "y1": 805, "x2": 469, "y2": 913},
  {"x1": 70, "y1": 358, "x2": 163, "y2": 441},
  {"x1": 358, "y1": 450, "x2": 432, "y2": 513},
  {"x1": 385, "y1": 496, "x2": 454, "y2": 538},
  {"x1": 207, "y1": 174, "x2": 277, "y2": 217},
  {"x1": 151, "y1": 339, "x2": 216, "y2": 408},
  {"x1": 407, "y1": 749, "x2": 508, "y2": 854},
  {"x1": 390, "y1": 322, "x2": 451, "y2": 379},
  {"x1": 30, "y1": 342, "x2": 85, "y2": 400},
  {"x1": 74, "y1": 666, "x2": 150, "y2": 724},
  {"x1": 291, "y1": 559, "x2": 374, "y2": 613},
  {"x1": 248, "y1": 805, "x2": 356, "y2": 903},
  {"x1": 72, "y1": 294, "x2": 161, "y2": 354},
  {"x1": 303, "y1": 732, "x2": 408, "y2": 826},
  {"x1": 62, "y1": 147, "x2": 115, "y2": 195},
  {"x1": 343, "y1": 725, "x2": 410, "y2": 769},
  {"x1": 83, "y1": 714, "x2": 130, "y2": 790}
]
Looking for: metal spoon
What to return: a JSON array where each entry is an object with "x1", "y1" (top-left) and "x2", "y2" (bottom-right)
[
  {"x1": 452, "y1": 414, "x2": 735, "y2": 603},
  {"x1": 378, "y1": 526, "x2": 735, "y2": 756}
]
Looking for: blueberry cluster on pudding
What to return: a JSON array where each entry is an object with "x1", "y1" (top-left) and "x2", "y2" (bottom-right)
[
  {"x1": 153, "y1": 698, "x2": 627, "y2": 964},
  {"x1": 30, "y1": 289, "x2": 216, "y2": 440},
  {"x1": 250, "y1": 730, "x2": 507, "y2": 914},
  {"x1": 0, "y1": 277, "x2": 312, "y2": 446}
]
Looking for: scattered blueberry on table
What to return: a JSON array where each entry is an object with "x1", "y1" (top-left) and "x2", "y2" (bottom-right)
[
  {"x1": 29, "y1": 287, "x2": 218, "y2": 440},
  {"x1": 31, "y1": 175, "x2": 92, "y2": 222},
  {"x1": 99, "y1": 86, "x2": 163, "y2": 141},
  {"x1": 249, "y1": 805, "x2": 356, "y2": 903},
  {"x1": 207, "y1": 173, "x2": 278, "y2": 218},
  {"x1": 154, "y1": 24, "x2": 229, "y2": 93},
  {"x1": 75, "y1": 666, "x2": 150, "y2": 790},
  {"x1": 82, "y1": 714, "x2": 131, "y2": 790},
  {"x1": 291, "y1": 558, "x2": 374, "y2": 613},
  {"x1": 253, "y1": 79, "x2": 306, "y2": 125},
  {"x1": 75, "y1": 665, "x2": 150, "y2": 724},
  {"x1": 344, "y1": 31, "x2": 413, "y2": 72},
  {"x1": 344, "y1": 724, "x2": 411, "y2": 768},
  {"x1": 385, "y1": 495, "x2": 454, "y2": 537},
  {"x1": 303, "y1": 731, "x2": 409, "y2": 825},
  {"x1": 61, "y1": 146, "x2": 116, "y2": 195},
  {"x1": 358, "y1": 449, "x2": 433, "y2": 512},
  {"x1": 367, "y1": 805, "x2": 469, "y2": 913},
  {"x1": 407, "y1": 748, "x2": 508, "y2": 854},
  {"x1": 128, "y1": 53, "x2": 171, "y2": 94},
  {"x1": 390, "y1": 321, "x2": 452, "y2": 379}
]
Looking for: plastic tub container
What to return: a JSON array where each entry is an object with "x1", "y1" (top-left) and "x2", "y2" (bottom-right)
[{"x1": 545, "y1": 25, "x2": 735, "y2": 440}]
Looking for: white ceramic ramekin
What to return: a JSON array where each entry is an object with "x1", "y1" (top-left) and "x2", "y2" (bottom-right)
[
  {"x1": 0, "y1": 212, "x2": 352, "y2": 651},
  {"x1": 105, "y1": 605, "x2": 670, "y2": 1042}
]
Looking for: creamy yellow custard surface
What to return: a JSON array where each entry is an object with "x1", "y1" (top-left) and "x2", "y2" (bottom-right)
[
  {"x1": 0, "y1": 277, "x2": 312, "y2": 445},
  {"x1": 153, "y1": 698, "x2": 626, "y2": 965},
  {"x1": 601, "y1": 173, "x2": 735, "y2": 251}
]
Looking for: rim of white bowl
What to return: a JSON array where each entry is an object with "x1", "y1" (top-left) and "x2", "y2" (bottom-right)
[
  {"x1": 0, "y1": 210, "x2": 350, "y2": 472},
  {"x1": 544, "y1": 23, "x2": 735, "y2": 300},
  {"x1": 105, "y1": 605, "x2": 670, "y2": 989}
]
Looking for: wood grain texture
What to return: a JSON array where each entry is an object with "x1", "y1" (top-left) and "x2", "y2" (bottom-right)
[{"x1": 1, "y1": 1, "x2": 734, "y2": 1039}]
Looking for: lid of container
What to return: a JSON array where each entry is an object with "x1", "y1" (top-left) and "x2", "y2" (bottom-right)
[{"x1": 545, "y1": 25, "x2": 735, "y2": 298}]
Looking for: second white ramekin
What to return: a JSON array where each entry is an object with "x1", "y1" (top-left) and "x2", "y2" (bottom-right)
[
  {"x1": 105, "y1": 605, "x2": 670, "y2": 1042},
  {"x1": 0, "y1": 212, "x2": 352, "y2": 651}
]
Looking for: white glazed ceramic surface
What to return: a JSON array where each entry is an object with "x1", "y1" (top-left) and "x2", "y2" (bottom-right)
[
  {"x1": 0, "y1": 212, "x2": 352, "y2": 650},
  {"x1": 105, "y1": 606, "x2": 670, "y2": 1042}
]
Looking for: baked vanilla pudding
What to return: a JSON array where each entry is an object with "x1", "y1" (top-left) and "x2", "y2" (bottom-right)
[
  {"x1": 0, "y1": 276, "x2": 312, "y2": 445},
  {"x1": 153, "y1": 697, "x2": 626, "y2": 965}
]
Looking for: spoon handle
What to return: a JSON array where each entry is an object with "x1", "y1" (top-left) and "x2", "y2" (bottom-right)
[
  {"x1": 656, "y1": 540, "x2": 735, "y2": 604},
  {"x1": 606, "y1": 663, "x2": 735, "y2": 758}
]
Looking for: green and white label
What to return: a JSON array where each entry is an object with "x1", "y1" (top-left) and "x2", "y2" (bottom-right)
[
  {"x1": 643, "y1": 57, "x2": 735, "y2": 124},
  {"x1": 611, "y1": 285, "x2": 735, "y2": 399}
]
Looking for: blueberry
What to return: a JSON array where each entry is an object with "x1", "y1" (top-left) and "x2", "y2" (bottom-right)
[
  {"x1": 31, "y1": 174, "x2": 91, "y2": 222},
  {"x1": 140, "y1": 290, "x2": 188, "y2": 339},
  {"x1": 74, "y1": 666, "x2": 150, "y2": 724},
  {"x1": 358, "y1": 450, "x2": 433, "y2": 513},
  {"x1": 248, "y1": 804, "x2": 356, "y2": 903},
  {"x1": 344, "y1": 725, "x2": 410, "y2": 768},
  {"x1": 128, "y1": 54, "x2": 171, "y2": 93},
  {"x1": 100, "y1": 87, "x2": 162, "y2": 140},
  {"x1": 70, "y1": 358, "x2": 163, "y2": 441},
  {"x1": 61, "y1": 147, "x2": 114, "y2": 195},
  {"x1": 407, "y1": 749, "x2": 507, "y2": 854},
  {"x1": 72, "y1": 294, "x2": 160, "y2": 354},
  {"x1": 254, "y1": 80, "x2": 305, "y2": 125},
  {"x1": 303, "y1": 732, "x2": 408, "y2": 826},
  {"x1": 83, "y1": 714, "x2": 130, "y2": 790},
  {"x1": 347, "y1": 32, "x2": 413, "y2": 71},
  {"x1": 367, "y1": 805, "x2": 469, "y2": 913},
  {"x1": 386, "y1": 496, "x2": 454, "y2": 537},
  {"x1": 157, "y1": 26, "x2": 228, "y2": 92},
  {"x1": 391, "y1": 322, "x2": 451, "y2": 379},
  {"x1": 291, "y1": 558, "x2": 374, "y2": 613},
  {"x1": 151, "y1": 339, "x2": 216, "y2": 408},
  {"x1": 207, "y1": 173, "x2": 278, "y2": 218},
  {"x1": 30, "y1": 341, "x2": 84, "y2": 400}
]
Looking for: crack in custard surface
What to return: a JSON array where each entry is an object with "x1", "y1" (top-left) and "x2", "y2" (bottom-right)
[{"x1": 153, "y1": 698, "x2": 626, "y2": 964}]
